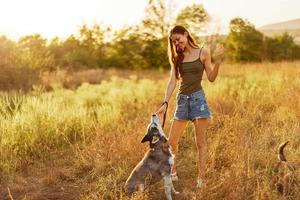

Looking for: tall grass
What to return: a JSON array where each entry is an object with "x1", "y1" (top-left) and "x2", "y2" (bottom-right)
[
  {"x1": 0, "y1": 75, "x2": 163, "y2": 172},
  {"x1": 1, "y1": 61, "x2": 300, "y2": 199}
]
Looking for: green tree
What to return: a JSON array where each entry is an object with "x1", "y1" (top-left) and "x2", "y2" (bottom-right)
[
  {"x1": 107, "y1": 26, "x2": 148, "y2": 70},
  {"x1": 48, "y1": 37, "x2": 65, "y2": 68},
  {"x1": 78, "y1": 24, "x2": 107, "y2": 67},
  {"x1": 175, "y1": 3, "x2": 209, "y2": 39},
  {"x1": 59, "y1": 34, "x2": 85, "y2": 68},
  {"x1": 265, "y1": 32, "x2": 300, "y2": 61},
  {"x1": 17, "y1": 34, "x2": 54, "y2": 70},
  {"x1": 49, "y1": 24, "x2": 109, "y2": 69},
  {"x1": 141, "y1": 0, "x2": 174, "y2": 40},
  {"x1": 0, "y1": 36, "x2": 17, "y2": 67},
  {"x1": 226, "y1": 18, "x2": 264, "y2": 62}
]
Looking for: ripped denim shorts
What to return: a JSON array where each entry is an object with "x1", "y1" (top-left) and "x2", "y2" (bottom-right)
[{"x1": 173, "y1": 90, "x2": 212, "y2": 121}]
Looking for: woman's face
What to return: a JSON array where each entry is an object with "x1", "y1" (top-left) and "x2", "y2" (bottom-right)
[{"x1": 170, "y1": 32, "x2": 188, "y2": 53}]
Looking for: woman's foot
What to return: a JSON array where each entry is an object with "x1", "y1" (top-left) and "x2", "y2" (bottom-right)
[
  {"x1": 171, "y1": 172, "x2": 179, "y2": 181},
  {"x1": 196, "y1": 178, "x2": 206, "y2": 188}
]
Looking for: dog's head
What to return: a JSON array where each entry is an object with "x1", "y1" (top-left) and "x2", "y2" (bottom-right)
[{"x1": 141, "y1": 113, "x2": 168, "y2": 148}]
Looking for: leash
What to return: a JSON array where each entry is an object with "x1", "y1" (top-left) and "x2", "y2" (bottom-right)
[{"x1": 161, "y1": 101, "x2": 168, "y2": 129}]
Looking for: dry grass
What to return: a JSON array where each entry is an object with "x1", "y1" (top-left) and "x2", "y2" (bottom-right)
[{"x1": 1, "y1": 61, "x2": 300, "y2": 199}]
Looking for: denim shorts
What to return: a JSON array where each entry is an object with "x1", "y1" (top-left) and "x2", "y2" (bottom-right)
[{"x1": 173, "y1": 90, "x2": 212, "y2": 121}]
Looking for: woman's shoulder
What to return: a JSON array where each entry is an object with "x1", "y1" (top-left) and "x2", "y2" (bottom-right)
[
  {"x1": 199, "y1": 47, "x2": 210, "y2": 56},
  {"x1": 198, "y1": 47, "x2": 210, "y2": 62}
]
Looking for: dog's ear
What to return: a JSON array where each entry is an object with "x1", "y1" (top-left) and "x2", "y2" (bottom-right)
[
  {"x1": 141, "y1": 126, "x2": 158, "y2": 143},
  {"x1": 141, "y1": 134, "x2": 152, "y2": 143}
]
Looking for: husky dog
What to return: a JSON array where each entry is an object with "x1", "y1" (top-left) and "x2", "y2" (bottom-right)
[{"x1": 124, "y1": 114, "x2": 179, "y2": 200}]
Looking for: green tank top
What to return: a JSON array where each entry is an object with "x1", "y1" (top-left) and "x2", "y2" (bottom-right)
[{"x1": 178, "y1": 48, "x2": 205, "y2": 95}]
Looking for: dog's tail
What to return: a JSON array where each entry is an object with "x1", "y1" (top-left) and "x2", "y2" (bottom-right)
[
  {"x1": 278, "y1": 141, "x2": 289, "y2": 162},
  {"x1": 274, "y1": 141, "x2": 299, "y2": 195},
  {"x1": 277, "y1": 141, "x2": 296, "y2": 172}
]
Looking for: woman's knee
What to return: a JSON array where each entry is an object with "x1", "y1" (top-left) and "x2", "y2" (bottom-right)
[
  {"x1": 168, "y1": 120, "x2": 187, "y2": 148},
  {"x1": 168, "y1": 137, "x2": 179, "y2": 152},
  {"x1": 195, "y1": 138, "x2": 207, "y2": 150},
  {"x1": 194, "y1": 118, "x2": 211, "y2": 127}
]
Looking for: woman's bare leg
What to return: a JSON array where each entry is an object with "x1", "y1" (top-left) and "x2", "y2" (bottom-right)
[
  {"x1": 193, "y1": 118, "x2": 211, "y2": 181},
  {"x1": 168, "y1": 119, "x2": 188, "y2": 174}
]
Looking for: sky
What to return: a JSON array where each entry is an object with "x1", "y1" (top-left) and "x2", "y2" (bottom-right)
[{"x1": 0, "y1": 0, "x2": 299, "y2": 40}]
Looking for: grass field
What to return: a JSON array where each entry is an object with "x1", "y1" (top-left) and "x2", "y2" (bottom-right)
[{"x1": 1, "y1": 61, "x2": 300, "y2": 199}]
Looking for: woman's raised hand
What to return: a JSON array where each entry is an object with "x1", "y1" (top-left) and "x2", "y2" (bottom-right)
[{"x1": 214, "y1": 43, "x2": 225, "y2": 63}]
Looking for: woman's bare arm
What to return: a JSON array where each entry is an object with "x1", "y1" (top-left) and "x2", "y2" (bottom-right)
[
  {"x1": 156, "y1": 67, "x2": 177, "y2": 116},
  {"x1": 163, "y1": 67, "x2": 177, "y2": 102},
  {"x1": 202, "y1": 44, "x2": 224, "y2": 82}
]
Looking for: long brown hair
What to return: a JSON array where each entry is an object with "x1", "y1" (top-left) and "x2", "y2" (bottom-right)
[{"x1": 168, "y1": 25, "x2": 200, "y2": 79}]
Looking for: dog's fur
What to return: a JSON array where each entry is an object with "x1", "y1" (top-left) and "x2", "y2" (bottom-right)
[
  {"x1": 274, "y1": 141, "x2": 299, "y2": 196},
  {"x1": 124, "y1": 114, "x2": 178, "y2": 200}
]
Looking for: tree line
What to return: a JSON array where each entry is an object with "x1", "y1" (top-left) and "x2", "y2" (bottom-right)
[{"x1": 1, "y1": 0, "x2": 300, "y2": 73}]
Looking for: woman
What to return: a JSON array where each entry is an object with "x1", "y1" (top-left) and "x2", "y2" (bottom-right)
[{"x1": 156, "y1": 25, "x2": 224, "y2": 188}]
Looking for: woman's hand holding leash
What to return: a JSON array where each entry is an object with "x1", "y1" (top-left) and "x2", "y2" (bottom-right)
[{"x1": 156, "y1": 101, "x2": 168, "y2": 128}]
